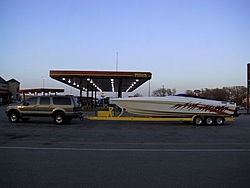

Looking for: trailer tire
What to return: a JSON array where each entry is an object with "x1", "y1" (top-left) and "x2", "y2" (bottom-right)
[
  {"x1": 214, "y1": 116, "x2": 225, "y2": 125},
  {"x1": 193, "y1": 116, "x2": 203, "y2": 125},
  {"x1": 204, "y1": 117, "x2": 213, "y2": 125}
]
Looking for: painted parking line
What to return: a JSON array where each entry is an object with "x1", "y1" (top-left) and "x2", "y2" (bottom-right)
[{"x1": 0, "y1": 146, "x2": 250, "y2": 152}]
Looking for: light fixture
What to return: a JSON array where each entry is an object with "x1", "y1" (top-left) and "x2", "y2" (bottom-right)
[
  {"x1": 62, "y1": 78, "x2": 65, "y2": 81},
  {"x1": 111, "y1": 79, "x2": 115, "y2": 92},
  {"x1": 68, "y1": 79, "x2": 71, "y2": 83}
]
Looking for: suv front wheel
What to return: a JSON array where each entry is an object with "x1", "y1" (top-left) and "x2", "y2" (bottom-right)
[
  {"x1": 9, "y1": 111, "x2": 20, "y2": 123},
  {"x1": 54, "y1": 112, "x2": 65, "y2": 125}
]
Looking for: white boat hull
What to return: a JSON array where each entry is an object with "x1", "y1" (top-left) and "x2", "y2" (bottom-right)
[{"x1": 111, "y1": 95, "x2": 238, "y2": 117}]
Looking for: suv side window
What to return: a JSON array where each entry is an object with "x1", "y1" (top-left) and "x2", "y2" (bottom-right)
[
  {"x1": 26, "y1": 97, "x2": 38, "y2": 105},
  {"x1": 53, "y1": 97, "x2": 71, "y2": 105},
  {"x1": 40, "y1": 97, "x2": 50, "y2": 105}
]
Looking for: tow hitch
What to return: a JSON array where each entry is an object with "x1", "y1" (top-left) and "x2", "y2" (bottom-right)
[{"x1": 79, "y1": 111, "x2": 84, "y2": 121}]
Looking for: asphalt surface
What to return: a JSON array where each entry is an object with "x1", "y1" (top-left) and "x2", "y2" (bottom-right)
[{"x1": 0, "y1": 105, "x2": 250, "y2": 188}]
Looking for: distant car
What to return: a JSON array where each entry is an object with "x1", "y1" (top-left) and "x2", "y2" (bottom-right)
[{"x1": 5, "y1": 95, "x2": 83, "y2": 124}]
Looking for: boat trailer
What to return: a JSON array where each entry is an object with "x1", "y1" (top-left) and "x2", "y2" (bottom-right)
[{"x1": 84, "y1": 107, "x2": 235, "y2": 125}]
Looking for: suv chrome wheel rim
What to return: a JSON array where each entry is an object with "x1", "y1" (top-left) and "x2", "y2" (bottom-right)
[
  {"x1": 11, "y1": 114, "x2": 17, "y2": 122},
  {"x1": 56, "y1": 116, "x2": 63, "y2": 124}
]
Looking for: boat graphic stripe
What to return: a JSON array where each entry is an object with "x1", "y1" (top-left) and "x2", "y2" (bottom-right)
[{"x1": 170, "y1": 103, "x2": 234, "y2": 115}]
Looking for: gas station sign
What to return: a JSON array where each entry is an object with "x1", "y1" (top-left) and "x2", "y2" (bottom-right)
[
  {"x1": 248, "y1": 63, "x2": 250, "y2": 94},
  {"x1": 247, "y1": 63, "x2": 250, "y2": 113}
]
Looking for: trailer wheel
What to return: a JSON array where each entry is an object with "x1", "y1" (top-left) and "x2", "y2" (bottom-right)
[
  {"x1": 193, "y1": 116, "x2": 203, "y2": 125},
  {"x1": 204, "y1": 117, "x2": 213, "y2": 125},
  {"x1": 214, "y1": 116, "x2": 225, "y2": 125}
]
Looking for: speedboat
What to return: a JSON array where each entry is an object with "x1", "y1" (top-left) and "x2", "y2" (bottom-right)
[{"x1": 111, "y1": 94, "x2": 240, "y2": 118}]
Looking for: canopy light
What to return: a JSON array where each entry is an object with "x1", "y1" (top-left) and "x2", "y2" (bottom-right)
[{"x1": 111, "y1": 79, "x2": 115, "y2": 92}]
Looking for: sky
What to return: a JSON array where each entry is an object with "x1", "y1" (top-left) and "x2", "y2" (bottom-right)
[{"x1": 1, "y1": 0, "x2": 250, "y2": 97}]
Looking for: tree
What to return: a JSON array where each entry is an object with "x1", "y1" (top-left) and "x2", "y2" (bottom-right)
[
  {"x1": 185, "y1": 86, "x2": 247, "y2": 105},
  {"x1": 225, "y1": 86, "x2": 247, "y2": 105},
  {"x1": 200, "y1": 88, "x2": 228, "y2": 101},
  {"x1": 185, "y1": 90, "x2": 195, "y2": 95},
  {"x1": 133, "y1": 93, "x2": 143, "y2": 97},
  {"x1": 152, "y1": 88, "x2": 176, "y2": 97}
]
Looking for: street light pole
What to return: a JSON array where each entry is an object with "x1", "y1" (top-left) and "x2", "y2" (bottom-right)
[{"x1": 42, "y1": 77, "x2": 47, "y2": 88}]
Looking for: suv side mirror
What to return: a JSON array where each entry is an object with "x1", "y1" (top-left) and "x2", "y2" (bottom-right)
[{"x1": 23, "y1": 102, "x2": 29, "y2": 106}]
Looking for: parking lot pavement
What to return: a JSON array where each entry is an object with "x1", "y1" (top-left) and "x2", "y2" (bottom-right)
[
  {"x1": 1, "y1": 105, "x2": 250, "y2": 188},
  {"x1": 1, "y1": 105, "x2": 250, "y2": 149}
]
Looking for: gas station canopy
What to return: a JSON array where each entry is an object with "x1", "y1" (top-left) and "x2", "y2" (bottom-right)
[{"x1": 50, "y1": 70, "x2": 152, "y2": 97}]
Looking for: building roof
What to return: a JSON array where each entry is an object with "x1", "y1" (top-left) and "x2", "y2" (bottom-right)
[
  {"x1": 0, "y1": 77, "x2": 7, "y2": 84},
  {"x1": 50, "y1": 70, "x2": 152, "y2": 93},
  {"x1": 7, "y1": 78, "x2": 20, "y2": 84}
]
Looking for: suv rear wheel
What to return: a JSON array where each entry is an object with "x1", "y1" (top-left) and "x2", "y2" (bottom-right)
[
  {"x1": 54, "y1": 112, "x2": 65, "y2": 125},
  {"x1": 9, "y1": 111, "x2": 20, "y2": 123}
]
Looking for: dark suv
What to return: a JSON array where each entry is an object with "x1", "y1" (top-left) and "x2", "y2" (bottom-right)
[{"x1": 5, "y1": 96, "x2": 83, "y2": 124}]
